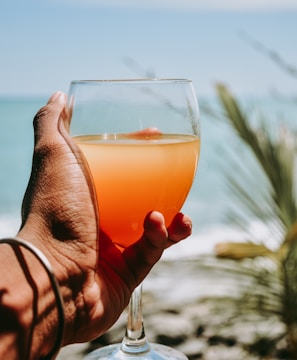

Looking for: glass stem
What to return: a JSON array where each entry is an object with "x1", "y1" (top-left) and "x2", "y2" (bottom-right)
[{"x1": 120, "y1": 283, "x2": 150, "y2": 354}]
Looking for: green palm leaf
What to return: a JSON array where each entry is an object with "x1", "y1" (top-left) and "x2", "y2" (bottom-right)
[{"x1": 215, "y1": 83, "x2": 297, "y2": 232}]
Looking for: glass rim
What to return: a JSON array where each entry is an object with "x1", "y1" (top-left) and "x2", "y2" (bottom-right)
[{"x1": 70, "y1": 78, "x2": 192, "y2": 85}]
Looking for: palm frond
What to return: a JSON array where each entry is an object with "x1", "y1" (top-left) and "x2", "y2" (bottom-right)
[
  {"x1": 215, "y1": 241, "x2": 275, "y2": 260},
  {"x1": 216, "y1": 83, "x2": 297, "y2": 232}
]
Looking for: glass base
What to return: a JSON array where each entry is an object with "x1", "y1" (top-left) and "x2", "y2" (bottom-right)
[{"x1": 84, "y1": 343, "x2": 188, "y2": 360}]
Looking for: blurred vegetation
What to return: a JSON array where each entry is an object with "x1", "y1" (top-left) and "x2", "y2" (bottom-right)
[{"x1": 214, "y1": 82, "x2": 297, "y2": 356}]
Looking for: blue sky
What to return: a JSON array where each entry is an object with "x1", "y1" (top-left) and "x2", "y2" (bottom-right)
[{"x1": 0, "y1": 0, "x2": 297, "y2": 97}]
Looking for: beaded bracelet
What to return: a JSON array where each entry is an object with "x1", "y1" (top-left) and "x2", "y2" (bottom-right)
[{"x1": 0, "y1": 237, "x2": 65, "y2": 359}]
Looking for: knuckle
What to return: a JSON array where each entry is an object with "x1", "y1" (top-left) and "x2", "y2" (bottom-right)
[{"x1": 33, "y1": 105, "x2": 50, "y2": 127}]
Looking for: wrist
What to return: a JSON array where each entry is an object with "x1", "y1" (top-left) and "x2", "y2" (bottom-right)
[
  {"x1": 0, "y1": 236, "x2": 65, "y2": 359},
  {"x1": 17, "y1": 221, "x2": 84, "y2": 345},
  {"x1": 0, "y1": 243, "x2": 34, "y2": 358}
]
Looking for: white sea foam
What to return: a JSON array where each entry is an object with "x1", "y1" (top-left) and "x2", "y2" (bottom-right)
[
  {"x1": 161, "y1": 225, "x2": 244, "y2": 260},
  {"x1": 162, "y1": 219, "x2": 282, "y2": 261}
]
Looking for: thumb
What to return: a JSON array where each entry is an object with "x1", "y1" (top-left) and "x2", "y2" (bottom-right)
[{"x1": 33, "y1": 91, "x2": 67, "y2": 144}]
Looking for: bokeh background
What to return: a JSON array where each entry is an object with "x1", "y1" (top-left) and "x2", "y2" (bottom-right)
[
  {"x1": 2, "y1": 1, "x2": 297, "y2": 359},
  {"x1": 1, "y1": 0, "x2": 297, "y2": 254},
  {"x1": 1, "y1": 0, "x2": 296, "y2": 97}
]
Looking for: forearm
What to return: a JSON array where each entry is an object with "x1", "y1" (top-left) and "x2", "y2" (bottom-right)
[{"x1": 0, "y1": 241, "x2": 60, "y2": 359}]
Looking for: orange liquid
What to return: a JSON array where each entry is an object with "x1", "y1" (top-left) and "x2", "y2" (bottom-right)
[{"x1": 75, "y1": 134, "x2": 200, "y2": 249}]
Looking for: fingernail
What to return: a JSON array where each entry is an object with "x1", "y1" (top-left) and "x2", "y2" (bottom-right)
[
  {"x1": 184, "y1": 221, "x2": 192, "y2": 235},
  {"x1": 48, "y1": 91, "x2": 65, "y2": 104}
]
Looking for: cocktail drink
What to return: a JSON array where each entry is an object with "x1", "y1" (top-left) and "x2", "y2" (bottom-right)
[
  {"x1": 68, "y1": 79, "x2": 200, "y2": 360},
  {"x1": 74, "y1": 134, "x2": 200, "y2": 250}
]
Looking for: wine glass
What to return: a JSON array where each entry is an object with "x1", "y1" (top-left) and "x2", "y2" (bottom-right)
[{"x1": 68, "y1": 79, "x2": 200, "y2": 360}]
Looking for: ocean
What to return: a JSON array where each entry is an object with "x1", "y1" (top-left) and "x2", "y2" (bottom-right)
[{"x1": 1, "y1": 94, "x2": 296, "y2": 259}]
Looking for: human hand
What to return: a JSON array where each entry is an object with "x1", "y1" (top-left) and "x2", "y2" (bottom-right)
[{"x1": 18, "y1": 92, "x2": 192, "y2": 349}]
